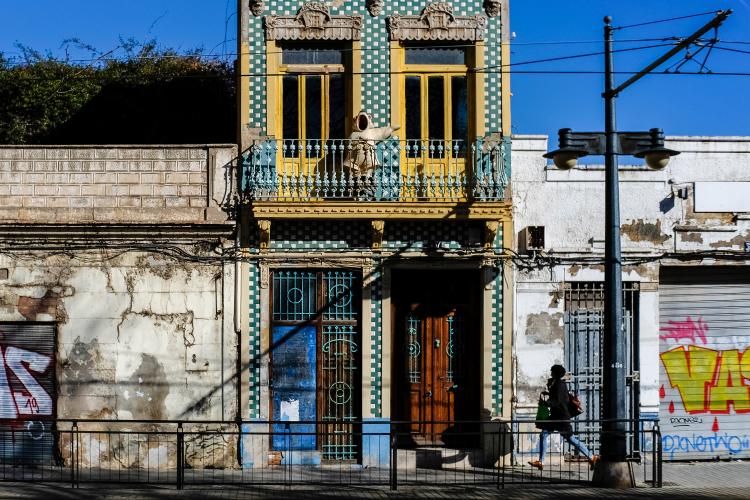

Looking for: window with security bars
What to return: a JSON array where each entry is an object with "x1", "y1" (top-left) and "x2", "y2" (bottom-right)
[
  {"x1": 271, "y1": 270, "x2": 360, "y2": 461},
  {"x1": 563, "y1": 282, "x2": 640, "y2": 456}
]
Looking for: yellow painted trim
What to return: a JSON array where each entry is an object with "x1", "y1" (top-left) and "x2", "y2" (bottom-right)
[
  {"x1": 473, "y1": 42, "x2": 486, "y2": 138},
  {"x1": 266, "y1": 41, "x2": 280, "y2": 138},
  {"x1": 351, "y1": 41, "x2": 362, "y2": 117},
  {"x1": 238, "y1": 41, "x2": 251, "y2": 145},
  {"x1": 389, "y1": 41, "x2": 402, "y2": 131},
  {"x1": 501, "y1": 41, "x2": 512, "y2": 136},
  {"x1": 249, "y1": 200, "x2": 512, "y2": 220}
]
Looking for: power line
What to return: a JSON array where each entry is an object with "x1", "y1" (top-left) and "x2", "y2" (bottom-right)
[
  {"x1": 614, "y1": 10, "x2": 722, "y2": 30},
  {"x1": 0, "y1": 38, "x2": 694, "y2": 65}
]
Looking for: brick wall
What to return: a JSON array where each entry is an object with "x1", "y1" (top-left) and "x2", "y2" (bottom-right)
[{"x1": 0, "y1": 145, "x2": 236, "y2": 223}]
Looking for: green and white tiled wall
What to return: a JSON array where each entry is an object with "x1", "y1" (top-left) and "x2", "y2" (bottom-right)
[
  {"x1": 248, "y1": 262, "x2": 262, "y2": 419},
  {"x1": 247, "y1": 0, "x2": 503, "y2": 135}
]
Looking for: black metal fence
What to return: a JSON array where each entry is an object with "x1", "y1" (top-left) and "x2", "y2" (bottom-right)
[{"x1": 0, "y1": 419, "x2": 661, "y2": 490}]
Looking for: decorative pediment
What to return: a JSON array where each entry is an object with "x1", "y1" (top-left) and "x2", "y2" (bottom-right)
[
  {"x1": 387, "y1": 2, "x2": 486, "y2": 41},
  {"x1": 265, "y1": 2, "x2": 363, "y2": 41}
]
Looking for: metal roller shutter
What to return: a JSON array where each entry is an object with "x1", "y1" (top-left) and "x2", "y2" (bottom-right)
[
  {"x1": 659, "y1": 267, "x2": 750, "y2": 460},
  {"x1": 0, "y1": 323, "x2": 57, "y2": 465}
]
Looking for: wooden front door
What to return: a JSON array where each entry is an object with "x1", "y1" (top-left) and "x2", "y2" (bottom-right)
[{"x1": 393, "y1": 270, "x2": 479, "y2": 443}]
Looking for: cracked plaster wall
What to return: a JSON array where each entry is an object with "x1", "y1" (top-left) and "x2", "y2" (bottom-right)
[
  {"x1": 511, "y1": 135, "x2": 750, "y2": 417},
  {"x1": 0, "y1": 250, "x2": 237, "y2": 423}
]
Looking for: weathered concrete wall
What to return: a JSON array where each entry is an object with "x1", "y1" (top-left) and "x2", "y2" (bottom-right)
[
  {"x1": 511, "y1": 136, "x2": 750, "y2": 417},
  {"x1": 0, "y1": 145, "x2": 236, "y2": 223},
  {"x1": 0, "y1": 145, "x2": 239, "y2": 428}
]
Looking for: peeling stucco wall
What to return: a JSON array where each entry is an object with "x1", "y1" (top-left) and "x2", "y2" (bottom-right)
[
  {"x1": 0, "y1": 250, "x2": 237, "y2": 422},
  {"x1": 511, "y1": 135, "x2": 750, "y2": 418}
]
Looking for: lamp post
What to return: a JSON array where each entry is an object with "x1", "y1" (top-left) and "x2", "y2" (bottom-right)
[{"x1": 545, "y1": 11, "x2": 731, "y2": 488}]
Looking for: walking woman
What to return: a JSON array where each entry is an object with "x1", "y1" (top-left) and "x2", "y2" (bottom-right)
[{"x1": 528, "y1": 364, "x2": 598, "y2": 470}]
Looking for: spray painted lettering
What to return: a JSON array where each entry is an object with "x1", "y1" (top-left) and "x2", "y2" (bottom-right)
[
  {"x1": 0, "y1": 346, "x2": 53, "y2": 419},
  {"x1": 659, "y1": 316, "x2": 709, "y2": 344},
  {"x1": 661, "y1": 345, "x2": 750, "y2": 414},
  {"x1": 662, "y1": 433, "x2": 750, "y2": 460}
]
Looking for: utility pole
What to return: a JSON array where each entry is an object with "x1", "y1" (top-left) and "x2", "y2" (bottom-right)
[{"x1": 544, "y1": 10, "x2": 732, "y2": 488}]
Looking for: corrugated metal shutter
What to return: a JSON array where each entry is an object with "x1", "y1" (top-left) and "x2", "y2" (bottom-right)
[
  {"x1": 0, "y1": 323, "x2": 56, "y2": 465},
  {"x1": 659, "y1": 267, "x2": 750, "y2": 460}
]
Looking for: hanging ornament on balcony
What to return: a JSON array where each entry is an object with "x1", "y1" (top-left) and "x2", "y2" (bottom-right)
[{"x1": 343, "y1": 111, "x2": 400, "y2": 176}]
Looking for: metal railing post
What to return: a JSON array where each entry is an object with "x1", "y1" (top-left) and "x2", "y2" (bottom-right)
[
  {"x1": 70, "y1": 421, "x2": 78, "y2": 488},
  {"x1": 655, "y1": 423, "x2": 662, "y2": 488},
  {"x1": 390, "y1": 423, "x2": 397, "y2": 491},
  {"x1": 176, "y1": 422, "x2": 184, "y2": 490}
]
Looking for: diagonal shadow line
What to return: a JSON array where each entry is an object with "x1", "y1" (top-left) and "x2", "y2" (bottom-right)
[{"x1": 180, "y1": 214, "x2": 505, "y2": 419}]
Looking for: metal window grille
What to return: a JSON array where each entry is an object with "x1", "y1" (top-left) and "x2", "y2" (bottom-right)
[
  {"x1": 563, "y1": 282, "x2": 640, "y2": 456},
  {"x1": 271, "y1": 270, "x2": 360, "y2": 461}
]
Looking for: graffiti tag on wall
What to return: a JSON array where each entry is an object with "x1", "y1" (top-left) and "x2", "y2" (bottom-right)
[
  {"x1": 0, "y1": 324, "x2": 56, "y2": 465},
  {"x1": 659, "y1": 315, "x2": 750, "y2": 459},
  {"x1": 0, "y1": 346, "x2": 54, "y2": 419}
]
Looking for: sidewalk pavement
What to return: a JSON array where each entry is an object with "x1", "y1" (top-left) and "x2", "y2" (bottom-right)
[{"x1": 1, "y1": 461, "x2": 748, "y2": 499}]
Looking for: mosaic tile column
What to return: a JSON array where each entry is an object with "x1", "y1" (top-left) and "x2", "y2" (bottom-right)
[
  {"x1": 491, "y1": 225, "x2": 504, "y2": 414},
  {"x1": 484, "y1": 17, "x2": 503, "y2": 134},
  {"x1": 360, "y1": 17, "x2": 390, "y2": 127},
  {"x1": 248, "y1": 17, "x2": 267, "y2": 132},
  {"x1": 248, "y1": 262, "x2": 262, "y2": 418},
  {"x1": 368, "y1": 261, "x2": 383, "y2": 418}
]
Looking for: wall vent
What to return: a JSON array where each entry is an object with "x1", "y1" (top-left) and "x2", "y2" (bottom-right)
[{"x1": 520, "y1": 226, "x2": 545, "y2": 254}]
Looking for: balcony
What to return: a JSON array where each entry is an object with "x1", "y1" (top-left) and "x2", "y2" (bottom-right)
[{"x1": 242, "y1": 138, "x2": 509, "y2": 204}]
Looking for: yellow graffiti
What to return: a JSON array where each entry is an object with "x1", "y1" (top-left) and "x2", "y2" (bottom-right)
[
  {"x1": 661, "y1": 346, "x2": 719, "y2": 413},
  {"x1": 710, "y1": 349, "x2": 750, "y2": 413},
  {"x1": 662, "y1": 345, "x2": 750, "y2": 414}
]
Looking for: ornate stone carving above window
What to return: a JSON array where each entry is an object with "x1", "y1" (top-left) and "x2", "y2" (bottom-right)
[
  {"x1": 265, "y1": 2, "x2": 363, "y2": 41},
  {"x1": 387, "y1": 2, "x2": 487, "y2": 42}
]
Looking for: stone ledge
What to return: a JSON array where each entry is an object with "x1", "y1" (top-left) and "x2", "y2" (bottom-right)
[
  {"x1": 247, "y1": 201, "x2": 511, "y2": 220},
  {"x1": 0, "y1": 207, "x2": 233, "y2": 224}
]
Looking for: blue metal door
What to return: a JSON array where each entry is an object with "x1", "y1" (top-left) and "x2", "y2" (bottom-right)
[{"x1": 271, "y1": 325, "x2": 317, "y2": 451}]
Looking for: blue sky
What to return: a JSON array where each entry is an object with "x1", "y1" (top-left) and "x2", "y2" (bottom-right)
[{"x1": 1, "y1": 0, "x2": 748, "y2": 139}]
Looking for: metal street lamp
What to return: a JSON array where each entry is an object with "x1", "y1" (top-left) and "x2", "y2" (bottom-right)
[{"x1": 544, "y1": 11, "x2": 731, "y2": 488}]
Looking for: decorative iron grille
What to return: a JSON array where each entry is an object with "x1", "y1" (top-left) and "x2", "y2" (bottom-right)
[
  {"x1": 271, "y1": 270, "x2": 360, "y2": 461},
  {"x1": 563, "y1": 282, "x2": 640, "y2": 455}
]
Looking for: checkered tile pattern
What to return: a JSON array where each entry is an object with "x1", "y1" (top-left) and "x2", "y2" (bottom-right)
[
  {"x1": 247, "y1": 0, "x2": 506, "y2": 419},
  {"x1": 484, "y1": 17, "x2": 503, "y2": 134},
  {"x1": 383, "y1": 221, "x2": 482, "y2": 250},
  {"x1": 247, "y1": 0, "x2": 504, "y2": 135},
  {"x1": 490, "y1": 225, "x2": 504, "y2": 415},
  {"x1": 248, "y1": 262, "x2": 262, "y2": 418},
  {"x1": 270, "y1": 221, "x2": 368, "y2": 250},
  {"x1": 249, "y1": 16, "x2": 267, "y2": 132},
  {"x1": 369, "y1": 261, "x2": 383, "y2": 417}
]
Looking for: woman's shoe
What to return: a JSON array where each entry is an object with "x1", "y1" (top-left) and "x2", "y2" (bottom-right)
[
  {"x1": 589, "y1": 455, "x2": 600, "y2": 470},
  {"x1": 528, "y1": 460, "x2": 544, "y2": 470}
]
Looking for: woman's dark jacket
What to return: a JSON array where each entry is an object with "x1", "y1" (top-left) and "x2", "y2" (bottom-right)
[{"x1": 538, "y1": 377, "x2": 573, "y2": 434}]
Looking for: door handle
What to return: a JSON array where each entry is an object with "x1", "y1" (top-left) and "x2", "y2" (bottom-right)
[{"x1": 425, "y1": 390, "x2": 433, "y2": 397}]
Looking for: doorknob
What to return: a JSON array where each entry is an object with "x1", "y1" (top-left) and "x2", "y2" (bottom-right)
[
  {"x1": 425, "y1": 390, "x2": 433, "y2": 397},
  {"x1": 434, "y1": 339, "x2": 440, "y2": 348}
]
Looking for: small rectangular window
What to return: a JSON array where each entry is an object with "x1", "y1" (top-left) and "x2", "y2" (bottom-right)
[
  {"x1": 405, "y1": 76, "x2": 422, "y2": 156},
  {"x1": 451, "y1": 76, "x2": 468, "y2": 155},
  {"x1": 428, "y1": 77, "x2": 444, "y2": 143},
  {"x1": 282, "y1": 75, "x2": 299, "y2": 142},
  {"x1": 305, "y1": 76, "x2": 322, "y2": 144},
  {"x1": 328, "y1": 74, "x2": 346, "y2": 140},
  {"x1": 282, "y1": 42, "x2": 345, "y2": 65},
  {"x1": 404, "y1": 47, "x2": 467, "y2": 65}
]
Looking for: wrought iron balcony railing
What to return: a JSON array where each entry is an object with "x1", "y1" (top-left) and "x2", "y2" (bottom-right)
[{"x1": 242, "y1": 138, "x2": 509, "y2": 202}]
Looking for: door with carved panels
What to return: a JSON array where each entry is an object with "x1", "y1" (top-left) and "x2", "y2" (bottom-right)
[{"x1": 394, "y1": 270, "x2": 479, "y2": 444}]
